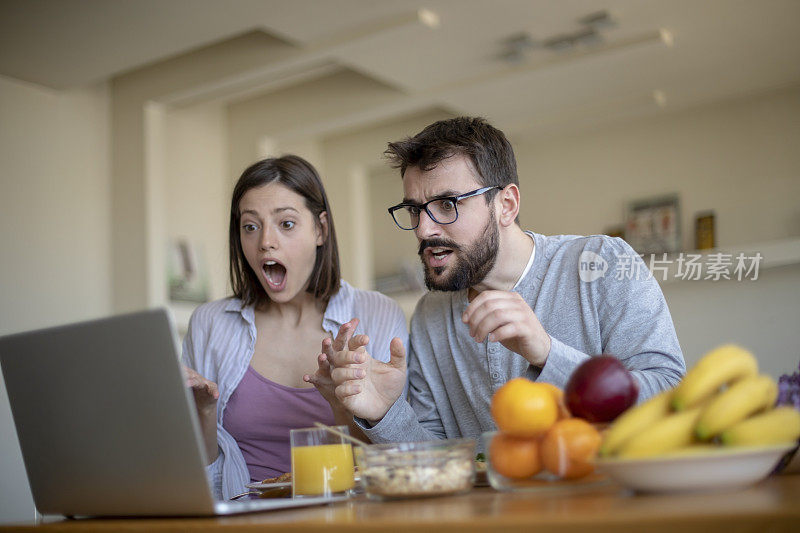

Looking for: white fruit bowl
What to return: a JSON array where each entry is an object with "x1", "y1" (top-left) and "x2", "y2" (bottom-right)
[{"x1": 594, "y1": 443, "x2": 795, "y2": 493}]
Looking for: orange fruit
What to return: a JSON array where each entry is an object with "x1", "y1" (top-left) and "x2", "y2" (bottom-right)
[
  {"x1": 538, "y1": 382, "x2": 572, "y2": 420},
  {"x1": 491, "y1": 378, "x2": 558, "y2": 437},
  {"x1": 489, "y1": 433, "x2": 542, "y2": 479},
  {"x1": 540, "y1": 418, "x2": 602, "y2": 479}
]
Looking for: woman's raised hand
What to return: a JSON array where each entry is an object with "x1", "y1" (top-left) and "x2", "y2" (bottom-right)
[
  {"x1": 182, "y1": 365, "x2": 219, "y2": 414},
  {"x1": 182, "y1": 365, "x2": 220, "y2": 464},
  {"x1": 304, "y1": 318, "x2": 367, "y2": 406}
]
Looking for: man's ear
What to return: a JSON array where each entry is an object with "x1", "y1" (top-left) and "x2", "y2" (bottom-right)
[
  {"x1": 316, "y1": 211, "x2": 329, "y2": 246},
  {"x1": 497, "y1": 185, "x2": 520, "y2": 227}
]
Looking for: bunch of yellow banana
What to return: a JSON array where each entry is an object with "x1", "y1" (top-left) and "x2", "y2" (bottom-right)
[{"x1": 599, "y1": 344, "x2": 800, "y2": 458}]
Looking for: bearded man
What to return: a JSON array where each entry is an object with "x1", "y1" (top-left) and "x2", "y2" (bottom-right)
[{"x1": 312, "y1": 116, "x2": 685, "y2": 444}]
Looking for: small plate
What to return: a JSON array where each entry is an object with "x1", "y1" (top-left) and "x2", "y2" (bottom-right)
[
  {"x1": 246, "y1": 474, "x2": 360, "y2": 491},
  {"x1": 595, "y1": 443, "x2": 794, "y2": 493},
  {"x1": 246, "y1": 480, "x2": 291, "y2": 490}
]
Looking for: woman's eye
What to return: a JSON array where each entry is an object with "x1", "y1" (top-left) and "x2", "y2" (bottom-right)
[
  {"x1": 242, "y1": 224, "x2": 257, "y2": 232},
  {"x1": 281, "y1": 220, "x2": 295, "y2": 230},
  {"x1": 439, "y1": 199, "x2": 456, "y2": 211}
]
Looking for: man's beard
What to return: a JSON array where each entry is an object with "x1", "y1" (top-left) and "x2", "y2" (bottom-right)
[{"x1": 418, "y1": 210, "x2": 499, "y2": 292}]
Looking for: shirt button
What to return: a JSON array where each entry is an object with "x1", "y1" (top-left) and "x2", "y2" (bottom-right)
[{"x1": 491, "y1": 372, "x2": 500, "y2": 380}]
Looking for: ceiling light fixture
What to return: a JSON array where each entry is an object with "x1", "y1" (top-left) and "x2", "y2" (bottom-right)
[
  {"x1": 659, "y1": 29, "x2": 674, "y2": 47},
  {"x1": 499, "y1": 9, "x2": 617, "y2": 62},
  {"x1": 578, "y1": 11, "x2": 615, "y2": 29},
  {"x1": 418, "y1": 9, "x2": 441, "y2": 29}
]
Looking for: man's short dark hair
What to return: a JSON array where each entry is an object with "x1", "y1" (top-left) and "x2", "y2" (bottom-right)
[{"x1": 384, "y1": 116, "x2": 519, "y2": 189}]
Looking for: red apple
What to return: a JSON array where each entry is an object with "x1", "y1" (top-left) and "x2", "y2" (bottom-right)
[{"x1": 565, "y1": 355, "x2": 639, "y2": 423}]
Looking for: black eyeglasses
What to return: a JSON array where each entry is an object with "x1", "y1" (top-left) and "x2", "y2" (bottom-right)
[{"x1": 387, "y1": 186, "x2": 503, "y2": 230}]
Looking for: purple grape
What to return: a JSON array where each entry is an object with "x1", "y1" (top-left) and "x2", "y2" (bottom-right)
[{"x1": 776, "y1": 360, "x2": 800, "y2": 411}]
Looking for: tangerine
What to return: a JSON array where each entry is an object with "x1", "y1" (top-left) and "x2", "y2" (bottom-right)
[
  {"x1": 491, "y1": 378, "x2": 558, "y2": 437},
  {"x1": 538, "y1": 382, "x2": 572, "y2": 420},
  {"x1": 489, "y1": 433, "x2": 542, "y2": 479},
  {"x1": 540, "y1": 418, "x2": 602, "y2": 479}
]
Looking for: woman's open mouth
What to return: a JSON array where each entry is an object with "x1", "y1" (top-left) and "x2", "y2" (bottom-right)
[{"x1": 262, "y1": 260, "x2": 287, "y2": 291}]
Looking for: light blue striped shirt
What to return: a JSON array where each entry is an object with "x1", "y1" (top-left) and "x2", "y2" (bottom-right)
[{"x1": 181, "y1": 280, "x2": 408, "y2": 500}]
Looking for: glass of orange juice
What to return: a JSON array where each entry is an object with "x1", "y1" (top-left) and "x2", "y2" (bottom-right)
[{"x1": 290, "y1": 425, "x2": 355, "y2": 498}]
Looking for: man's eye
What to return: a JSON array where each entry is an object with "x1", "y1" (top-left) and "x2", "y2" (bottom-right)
[
  {"x1": 281, "y1": 220, "x2": 295, "y2": 230},
  {"x1": 439, "y1": 199, "x2": 456, "y2": 211},
  {"x1": 406, "y1": 206, "x2": 421, "y2": 216}
]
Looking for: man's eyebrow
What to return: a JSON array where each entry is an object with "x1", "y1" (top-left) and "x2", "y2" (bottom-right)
[{"x1": 401, "y1": 190, "x2": 460, "y2": 204}]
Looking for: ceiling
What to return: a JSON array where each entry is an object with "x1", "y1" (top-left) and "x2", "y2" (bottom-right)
[{"x1": 2, "y1": 0, "x2": 800, "y2": 139}]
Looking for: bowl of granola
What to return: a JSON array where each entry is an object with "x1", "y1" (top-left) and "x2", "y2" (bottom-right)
[{"x1": 355, "y1": 438, "x2": 476, "y2": 500}]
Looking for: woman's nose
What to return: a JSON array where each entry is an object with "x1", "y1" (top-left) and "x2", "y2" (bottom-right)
[{"x1": 259, "y1": 227, "x2": 277, "y2": 251}]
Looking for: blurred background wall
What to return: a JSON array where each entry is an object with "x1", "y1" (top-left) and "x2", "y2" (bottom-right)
[{"x1": 1, "y1": 0, "x2": 799, "y2": 523}]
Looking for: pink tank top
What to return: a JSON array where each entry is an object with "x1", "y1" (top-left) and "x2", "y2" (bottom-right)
[{"x1": 222, "y1": 366, "x2": 336, "y2": 482}]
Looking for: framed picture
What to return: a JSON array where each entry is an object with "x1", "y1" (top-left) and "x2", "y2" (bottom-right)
[
  {"x1": 167, "y1": 238, "x2": 210, "y2": 304},
  {"x1": 694, "y1": 211, "x2": 716, "y2": 250},
  {"x1": 624, "y1": 194, "x2": 681, "y2": 255}
]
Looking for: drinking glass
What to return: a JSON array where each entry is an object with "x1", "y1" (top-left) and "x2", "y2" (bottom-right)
[{"x1": 290, "y1": 425, "x2": 355, "y2": 498}]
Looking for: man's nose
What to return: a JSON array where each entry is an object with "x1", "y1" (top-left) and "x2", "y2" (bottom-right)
[{"x1": 414, "y1": 209, "x2": 441, "y2": 240}]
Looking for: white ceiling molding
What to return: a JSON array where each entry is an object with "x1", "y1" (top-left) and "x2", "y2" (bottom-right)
[
  {"x1": 156, "y1": 9, "x2": 440, "y2": 107},
  {"x1": 159, "y1": 59, "x2": 343, "y2": 107}
]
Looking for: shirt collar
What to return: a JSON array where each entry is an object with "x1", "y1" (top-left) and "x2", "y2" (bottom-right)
[
  {"x1": 224, "y1": 297, "x2": 255, "y2": 324},
  {"x1": 321, "y1": 280, "x2": 353, "y2": 332},
  {"x1": 512, "y1": 232, "x2": 536, "y2": 290},
  {"x1": 222, "y1": 281, "x2": 352, "y2": 331}
]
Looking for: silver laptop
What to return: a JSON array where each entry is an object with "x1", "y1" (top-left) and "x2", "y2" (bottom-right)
[{"x1": 0, "y1": 308, "x2": 344, "y2": 517}]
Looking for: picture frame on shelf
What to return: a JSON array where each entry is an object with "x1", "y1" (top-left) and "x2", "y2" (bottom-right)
[
  {"x1": 167, "y1": 238, "x2": 210, "y2": 304},
  {"x1": 694, "y1": 211, "x2": 716, "y2": 250},
  {"x1": 624, "y1": 194, "x2": 681, "y2": 255}
]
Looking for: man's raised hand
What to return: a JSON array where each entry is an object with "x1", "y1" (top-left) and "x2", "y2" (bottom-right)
[
  {"x1": 462, "y1": 290, "x2": 551, "y2": 367},
  {"x1": 330, "y1": 337, "x2": 407, "y2": 423}
]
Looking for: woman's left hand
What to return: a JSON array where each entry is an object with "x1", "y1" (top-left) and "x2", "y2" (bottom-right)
[{"x1": 304, "y1": 318, "x2": 368, "y2": 408}]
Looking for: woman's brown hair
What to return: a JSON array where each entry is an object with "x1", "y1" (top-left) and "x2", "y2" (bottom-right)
[{"x1": 229, "y1": 155, "x2": 340, "y2": 308}]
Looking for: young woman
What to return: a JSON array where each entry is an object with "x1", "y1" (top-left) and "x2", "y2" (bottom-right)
[{"x1": 181, "y1": 155, "x2": 407, "y2": 500}]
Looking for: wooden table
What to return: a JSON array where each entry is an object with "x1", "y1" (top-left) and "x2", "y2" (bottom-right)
[{"x1": 3, "y1": 474, "x2": 799, "y2": 533}]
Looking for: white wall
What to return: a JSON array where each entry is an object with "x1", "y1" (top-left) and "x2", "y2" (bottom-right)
[
  {"x1": 0, "y1": 75, "x2": 112, "y2": 523},
  {"x1": 662, "y1": 264, "x2": 800, "y2": 378},
  {"x1": 164, "y1": 104, "x2": 230, "y2": 303},
  {"x1": 226, "y1": 69, "x2": 403, "y2": 185},
  {"x1": 109, "y1": 31, "x2": 296, "y2": 314},
  {"x1": 512, "y1": 85, "x2": 800, "y2": 249}
]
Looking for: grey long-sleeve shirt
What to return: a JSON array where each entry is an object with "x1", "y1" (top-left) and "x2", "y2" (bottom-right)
[{"x1": 361, "y1": 232, "x2": 686, "y2": 448}]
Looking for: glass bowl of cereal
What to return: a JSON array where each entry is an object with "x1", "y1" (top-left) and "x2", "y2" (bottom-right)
[{"x1": 355, "y1": 438, "x2": 476, "y2": 500}]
